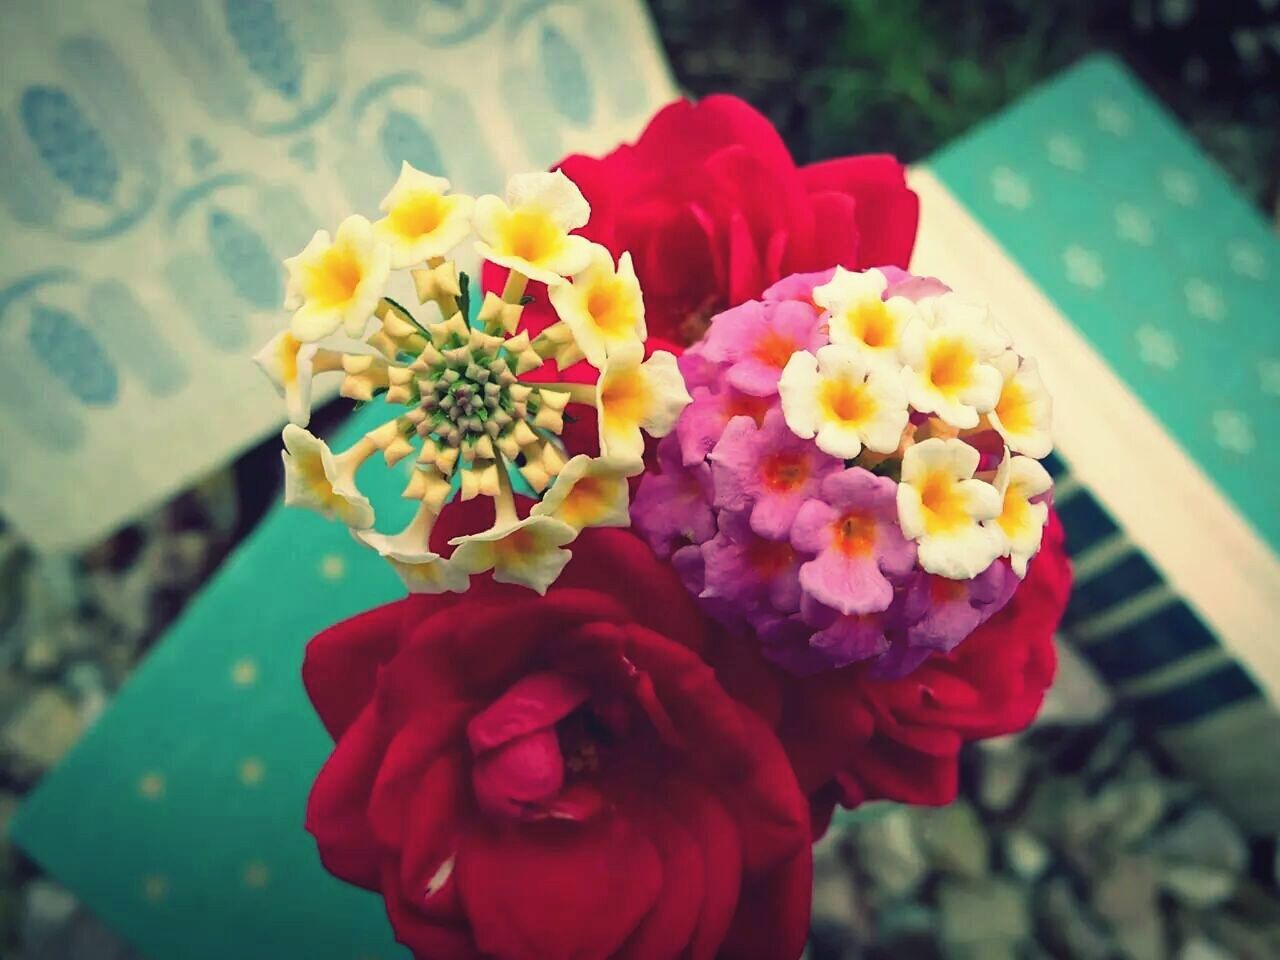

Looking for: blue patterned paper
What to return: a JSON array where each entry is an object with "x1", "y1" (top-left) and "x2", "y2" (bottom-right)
[
  {"x1": 0, "y1": 0, "x2": 675, "y2": 550},
  {"x1": 930, "y1": 55, "x2": 1280, "y2": 556}
]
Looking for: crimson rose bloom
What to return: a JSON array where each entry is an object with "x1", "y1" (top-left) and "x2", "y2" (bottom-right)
[
  {"x1": 486, "y1": 95, "x2": 919, "y2": 345},
  {"x1": 714, "y1": 511, "x2": 1071, "y2": 831},
  {"x1": 304, "y1": 529, "x2": 812, "y2": 960}
]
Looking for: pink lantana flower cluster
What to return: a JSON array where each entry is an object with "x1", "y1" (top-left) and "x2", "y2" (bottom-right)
[{"x1": 632, "y1": 266, "x2": 1056, "y2": 677}]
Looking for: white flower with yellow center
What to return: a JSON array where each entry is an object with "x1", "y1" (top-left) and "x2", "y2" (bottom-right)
[
  {"x1": 813, "y1": 267, "x2": 921, "y2": 365},
  {"x1": 352, "y1": 502, "x2": 469, "y2": 595},
  {"x1": 284, "y1": 215, "x2": 391, "y2": 342},
  {"x1": 988, "y1": 352, "x2": 1053, "y2": 458},
  {"x1": 253, "y1": 330, "x2": 322, "y2": 427},
  {"x1": 590, "y1": 340, "x2": 691, "y2": 465},
  {"x1": 281, "y1": 424, "x2": 375, "y2": 529},
  {"x1": 778, "y1": 344, "x2": 909, "y2": 459},
  {"x1": 532, "y1": 454, "x2": 636, "y2": 530},
  {"x1": 897, "y1": 437, "x2": 1003, "y2": 579},
  {"x1": 373, "y1": 162, "x2": 475, "y2": 269},
  {"x1": 473, "y1": 170, "x2": 594, "y2": 286},
  {"x1": 547, "y1": 244, "x2": 646, "y2": 368},
  {"x1": 900, "y1": 295, "x2": 1009, "y2": 429},
  {"x1": 986, "y1": 453, "x2": 1053, "y2": 577}
]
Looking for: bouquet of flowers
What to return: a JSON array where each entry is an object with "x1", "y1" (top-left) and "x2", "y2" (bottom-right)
[{"x1": 254, "y1": 97, "x2": 1070, "y2": 960}]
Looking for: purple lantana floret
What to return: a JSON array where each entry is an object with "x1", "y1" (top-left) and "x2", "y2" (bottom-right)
[
  {"x1": 710, "y1": 408, "x2": 842, "y2": 541},
  {"x1": 791, "y1": 467, "x2": 915, "y2": 616},
  {"x1": 630, "y1": 434, "x2": 716, "y2": 557},
  {"x1": 701, "y1": 299, "x2": 826, "y2": 397}
]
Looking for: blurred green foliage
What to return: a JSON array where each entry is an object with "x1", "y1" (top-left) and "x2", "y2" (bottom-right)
[{"x1": 650, "y1": 0, "x2": 1279, "y2": 213}]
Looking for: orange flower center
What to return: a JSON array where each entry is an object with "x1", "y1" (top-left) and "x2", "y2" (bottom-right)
[
  {"x1": 559, "y1": 476, "x2": 610, "y2": 528},
  {"x1": 833, "y1": 510, "x2": 877, "y2": 556},
  {"x1": 390, "y1": 193, "x2": 448, "y2": 238},
  {"x1": 821, "y1": 378, "x2": 875, "y2": 425},
  {"x1": 585, "y1": 279, "x2": 632, "y2": 336},
  {"x1": 927, "y1": 339, "x2": 974, "y2": 395},
  {"x1": 852, "y1": 301, "x2": 895, "y2": 349},
  {"x1": 724, "y1": 391, "x2": 772, "y2": 426},
  {"x1": 601, "y1": 371, "x2": 649, "y2": 426},
  {"x1": 920, "y1": 471, "x2": 969, "y2": 534},
  {"x1": 998, "y1": 487, "x2": 1030, "y2": 537},
  {"x1": 495, "y1": 526, "x2": 540, "y2": 560},
  {"x1": 501, "y1": 209, "x2": 561, "y2": 264},
  {"x1": 995, "y1": 379, "x2": 1032, "y2": 435},
  {"x1": 747, "y1": 538, "x2": 795, "y2": 576},
  {"x1": 310, "y1": 246, "x2": 363, "y2": 307},
  {"x1": 760, "y1": 452, "x2": 809, "y2": 492},
  {"x1": 752, "y1": 330, "x2": 799, "y2": 369}
]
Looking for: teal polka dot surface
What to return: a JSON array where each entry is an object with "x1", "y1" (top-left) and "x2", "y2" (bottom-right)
[
  {"x1": 930, "y1": 54, "x2": 1280, "y2": 556},
  {"x1": 11, "y1": 402, "x2": 413, "y2": 959}
]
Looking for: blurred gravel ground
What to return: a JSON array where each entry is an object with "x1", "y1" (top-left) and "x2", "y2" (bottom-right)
[{"x1": 1, "y1": 1, "x2": 1278, "y2": 956}]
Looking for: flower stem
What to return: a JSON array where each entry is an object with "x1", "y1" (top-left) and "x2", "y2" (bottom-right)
[
  {"x1": 502, "y1": 270, "x2": 529, "y2": 305},
  {"x1": 525, "y1": 381, "x2": 597, "y2": 406},
  {"x1": 335, "y1": 436, "x2": 379, "y2": 480},
  {"x1": 312, "y1": 350, "x2": 346, "y2": 374},
  {"x1": 494, "y1": 460, "x2": 518, "y2": 525}
]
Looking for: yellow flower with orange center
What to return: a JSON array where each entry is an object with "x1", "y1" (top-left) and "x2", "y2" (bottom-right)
[
  {"x1": 988, "y1": 352, "x2": 1053, "y2": 458},
  {"x1": 547, "y1": 244, "x2": 646, "y2": 368},
  {"x1": 900, "y1": 294, "x2": 1009, "y2": 429},
  {"x1": 813, "y1": 267, "x2": 921, "y2": 364},
  {"x1": 897, "y1": 437, "x2": 1003, "y2": 578},
  {"x1": 280, "y1": 424, "x2": 375, "y2": 529},
  {"x1": 594, "y1": 340, "x2": 691, "y2": 465},
  {"x1": 373, "y1": 162, "x2": 475, "y2": 269},
  {"x1": 252, "y1": 330, "x2": 323, "y2": 427},
  {"x1": 986, "y1": 453, "x2": 1053, "y2": 576},
  {"x1": 532, "y1": 454, "x2": 637, "y2": 530},
  {"x1": 450, "y1": 514, "x2": 578, "y2": 595},
  {"x1": 284, "y1": 215, "x2": 391, "y2": 342},
  {"x1": 778, "y1": 344, "x2": 909, "y2": 459},
  {"x1": 473, "y1": 171, "x2": 594, "y2": 286}
]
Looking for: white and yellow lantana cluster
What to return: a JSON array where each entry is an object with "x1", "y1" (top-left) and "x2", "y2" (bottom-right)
[
  {"x1": 779, "y1": 266, "x2": 1055, "y2": 580},
  {"x1": 254, "y1": 163, "x2": 691, "y2": 595}
]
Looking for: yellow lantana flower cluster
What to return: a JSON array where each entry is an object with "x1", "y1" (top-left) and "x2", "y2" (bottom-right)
[{"x1": 254, "y1": 164, "x2": 691, "y2": 595}]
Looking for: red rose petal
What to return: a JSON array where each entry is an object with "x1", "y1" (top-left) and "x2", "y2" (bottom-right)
[
  {"x1": 303, "y1": 600, "x2": 410, "y2": 739},
  {"x1": 665, "y1": 780, "x2": 743, "y2": 960},
  {"x1": 466, "y1": 671, "x2": 589, "y2": 753},
  {"x1": 614, "y1": 801, "x2": 706, "y2": 960},
  {"x1": 457, "y1": 815, "x2": 662, "y2": 960},
  {"x1": 397, "y1": 752, "x2": 468, "y2": 918},
  {"x1": 718, "y1": 842, "x2": 812, "y2": 960},
  {"x1": 304, "y1": 704, "x2": 385, "y2": 890},
  {"x1": 368, "y1": 699, "x2": 476, "y2": 847},
  {"x1": 382, "y1": 859, "x2": 478, "y2": 960},
  {"x1": 471, "y1": 727, "x2": 566, "y2": 819}
]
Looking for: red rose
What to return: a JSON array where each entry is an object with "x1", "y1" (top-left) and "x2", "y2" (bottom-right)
[
  {"x1": 304, "y1": 529, "x2": 812, "y2": 960},
  {"x1": 715, "y1": 511, "x2": 1071, "y2": 830},
  {"x1": 485, "y1": 95, "x2": 918, "y2": 346}
]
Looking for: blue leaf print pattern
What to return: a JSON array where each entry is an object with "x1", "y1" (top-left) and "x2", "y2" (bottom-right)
[
  {"x1": 223, "y1": 0, "x2": 302, "y2": 100},
  {"x1": 19, "y1": 87, "x2": 119, "y2": 204},
  {"x1": 539, "y1": 24, "x2": 593, "y2": 126},
  {"x1": 207, "y1": 208, "x2": 281, "y2": 309},
  {"x1": 27, "y1": 303, "x2": 119, "y2": 406},
  {"x1": 380, "y1": 110, "x2": 445, "y2": 180}
]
